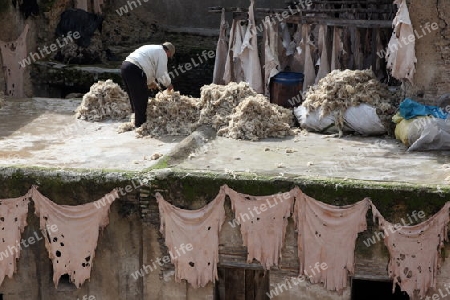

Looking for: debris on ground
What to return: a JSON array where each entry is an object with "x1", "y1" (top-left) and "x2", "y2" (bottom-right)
[
  {"x1": 146, "y1": 153, "x2": 163, "y2": 160},
  {"x1": 75, "y1": 79, "x2": 131, "y2": 121},
  {"x1": 117, "y1": 122, "x2": 135, "y2": 133}
]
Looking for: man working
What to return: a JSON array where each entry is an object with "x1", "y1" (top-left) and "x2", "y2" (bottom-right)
[{"x1": 120, "y1": 42, "x2": 175, "y2": 127}]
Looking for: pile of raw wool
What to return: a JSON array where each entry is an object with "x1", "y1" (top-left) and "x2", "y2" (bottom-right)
[
  {"x1": 302, "y1": 69, "x2": 398, "y2": 130},
  {"x1": 197, "y1": 82, "x2": 257, "y2": 130},
  {"x1": 135, "y1": 90, "x2": 201, "y2": 137},
  {"x1": 75, "y1": 79, "x2": 131, "y2": 121},
  {"x1": 217, "y1": 95, "x2": 294, "y2": 140}
]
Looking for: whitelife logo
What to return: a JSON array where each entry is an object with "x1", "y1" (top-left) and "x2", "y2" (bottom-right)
[
  {"x1": 228, "y1": 192, "x2": 291, "y2": 228},
  {"x1": 19, "y1": 31, "x2": 81, "y2": 68}
]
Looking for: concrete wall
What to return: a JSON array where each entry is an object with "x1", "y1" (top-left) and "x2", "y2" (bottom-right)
[
  {"x1": 139, "y1": 0, "x2": 282, "y2": 30},
  {"x1": 405, "y1": 0, "x2": 450, "y2": 104},
  {"x1": 0, "y1": 170, "x2": 450, "y2": 299}
]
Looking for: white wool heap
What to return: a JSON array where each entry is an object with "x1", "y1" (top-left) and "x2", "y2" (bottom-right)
[
  {"x1": 217, "y1": 95, "x2": 294, "y2": 140},
  {"x1": 197, "y1": 82, "x2": 257, "y2": 130},
  {"x1": 302, "y1": 69, "x2": 398, "y2": 131},
  {"x1": 75, "y1": 79, "x2": 131, "y2": 121},
  {"x1": 135, "y1": 82, "x2": 293, "y2": 141},
  {"x1": 0, "y1": 194, "x2": 30, "y2": 286},
  {"x1": 135, "y1": 90, "x2": 201, "y2": 138}
]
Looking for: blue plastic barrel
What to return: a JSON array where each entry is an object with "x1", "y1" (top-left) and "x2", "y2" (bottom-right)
[
  {"x1": 270, "y1": 72, "x2": 304, "y2": 108},
  {"x1": 272, "y1": 72, "x2": 304, "y2": 85}
]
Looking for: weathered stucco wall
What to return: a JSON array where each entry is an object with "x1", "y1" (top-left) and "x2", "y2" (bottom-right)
[
  {"x1": 407, "y1": 0, "x2": 450, "y2": 104},
  {"x1": 0, "y1": 172, "x2": 143, "y2": 300},
  {"x1": 0, "y1": 169, "x2": 450, "y2": 299}
]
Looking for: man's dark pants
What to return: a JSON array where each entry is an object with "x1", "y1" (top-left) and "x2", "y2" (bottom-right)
[{"x1": 120, "y1": 61, "x2": 148, "y2": 127}]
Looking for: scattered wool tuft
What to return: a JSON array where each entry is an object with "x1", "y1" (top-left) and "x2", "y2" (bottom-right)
[
  {"x1": 75, "y1": 79, "x2": 131, "y2": 121},
  {"x1": 217, "y1": 95, "x2": 294, "y2": 140},
  {"x1": 117, "y1": 122, "x2": 135, "y2": 133},
  {"x1": 197, "y1": 82, "x2": 257, "y2": 130},
  {"x1": 135, "y1": 90, "x2": 201, "y2": 138},
  {"x1": 302, "y1": 69, "x2": 399, "y2": 132}
]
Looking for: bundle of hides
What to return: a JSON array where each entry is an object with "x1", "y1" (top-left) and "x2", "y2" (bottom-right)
[
  {"x1": 217, "y1": 95, "x2": 294, "y2": 140},
  {"x1": 135, "y1": 91, "x2": 201, "y2": 137},
  {"x1": 302, "y1": 69, "x2": 398, "y2": 133},
  {"x1": 75, "y1": 79, "x2": 131, "y2": 121},
  {"x1": 197, "y1": 82, "x2": 257, "y2": 130}
]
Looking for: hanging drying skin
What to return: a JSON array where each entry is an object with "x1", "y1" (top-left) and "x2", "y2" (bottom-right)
[
  {"x1": 0, "y1": 194, "x2": 30, "y2": 286},
  {"x1": 156, "y1": 188, "x2": 226, "y2": 288},
  {"x1": 293, "y1": 190, "x2": 370, "y2": 293},
  {"x1": 315, "y1": 25, "x2": 331, "y2": 84},
  {"x1": 372, "y1": 203, "x2": 450, "y2": 299},
  {"x1": 238, "y1": 0, "x2": 264, "y2": 94},
  {"x1": 263, "y1": 16, "x2": 280, "y2": 95},
  {"x1": 30, "y1": 186, "x2": 119, "y2": 288},
  {"x1": 330, "y1": 27, "x2": 343, "y2": 71},
  {"x1": 289, "y1": 24, "x2": 305, "y2": 73},
  {"x1": 351, "y1": 27, "x2": 364, "y2": 70},
  {"x1": 386, "y1": 0, "x2": 417, "y2": 82},
  {"x1": 302, "y1": 24, "x2": 316, "y2": 91},
  {"x1": 223, "y1": 185, "x2": 297, "y2": 270},
  {"x1": 223, "y1": 18, "x2": 246, "y2": 84},
  {"x1": 278, "y1": 22, "x2": 296, "y2": 71},
  {"x1": 0, "y1": 24, "x2": 29, "y2": 97},
  {"x1": 213, "y1": 8, "x2": 229, "y2": 85}
]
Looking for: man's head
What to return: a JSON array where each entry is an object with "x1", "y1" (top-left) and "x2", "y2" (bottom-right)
[{"x1": 163, "y1": 42, "x2": 175, "y2": 58}]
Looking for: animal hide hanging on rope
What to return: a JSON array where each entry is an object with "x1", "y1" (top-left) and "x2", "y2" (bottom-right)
[
  {"x1": 386, "y1": 0, "x2": 417, "y2": 83},
  {"x1": 0, "y1": 24, "x2": 29, "y2": 98},
  {"x1": 294, "y1": 189, "x2": 370, "y2": 293},
  {"x1": 156, "y1": 188, "x2": 226, "y2": 288},
  {"x1": 30, "y1": 185, "x2": 119, "y2": 288},
  {"x1": 289, "y1": 24, "x2": 305, "y2": 73},
  {"x1": 213, "y1": 8, "x2": 229, "y2": 85},
  {"x1": 223, "y1": 19, "x2": 246, "y2": 84},
  {"x1": 371, "y1": 202, "x2": 450, "y2": 299},
  {"x1": 238, "y1": 0, "x2": 264, "y2": 94},
  {"x1": 330, "y1": 27, "x2": 343, "y2": 71},
  {"x1": 263, "y1": 16, "x2": 280, "y2": 96},
  {"x1": 223, "y1": 185, "x2": 297, "y2": 270},
  {"x1": 302, "y1": 24, "x2": 316, "y2": 91},
  {"x1": 0, "y1": 193, "x2": 30, "y2": 286},
  {"x1": 315, "y1": 25, "x2": 331, "y2": 84}
]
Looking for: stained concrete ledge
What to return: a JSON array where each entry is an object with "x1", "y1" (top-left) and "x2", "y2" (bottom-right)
[
  {"x1": 1, "y1": 96, "x2": 450, "y2": 191},
  {"x1": 0, "y1": 97, "x2": 184, "y2": 172}
]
